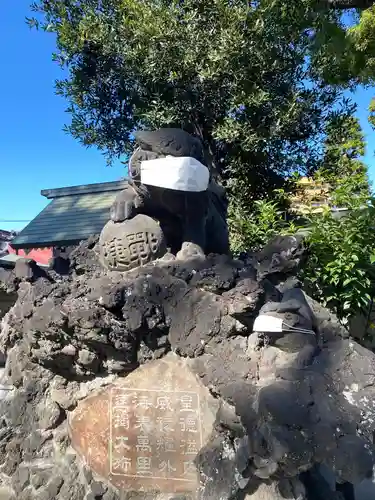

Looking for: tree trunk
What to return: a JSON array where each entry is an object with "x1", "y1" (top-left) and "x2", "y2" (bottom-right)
[{"x1": 191, "y1": 117, "x2": 222, "y2": 182}]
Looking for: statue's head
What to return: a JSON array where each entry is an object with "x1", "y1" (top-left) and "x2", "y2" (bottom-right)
[{"x1": 128, "y1": 128, "x2": 205, "y2": 181}]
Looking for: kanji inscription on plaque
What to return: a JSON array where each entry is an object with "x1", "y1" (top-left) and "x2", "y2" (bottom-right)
[
  {"x1": 68, "y1": 354, "x2": 220, "y2": 496},
  {"x1": 109, "y1": 388, "x2": 202, "y2": 482}
]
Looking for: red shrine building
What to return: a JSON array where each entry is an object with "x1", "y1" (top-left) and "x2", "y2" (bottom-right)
[{"x1": 1, "y1": 180, "x2": 127, "y2": 268}]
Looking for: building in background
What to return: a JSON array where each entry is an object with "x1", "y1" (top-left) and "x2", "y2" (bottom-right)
[
  {"x1": 289, "y1": 177, "x2": 349, "y2": 220},
  {"x1": 0, "y1": 228, "x2": 52, "y2": 267},
  {"x1": 9, "y1": 180, "x2": 127, "y2": 259},
  {"x1": 0, "y1": 230, "x2": 17, "y2": 258}
]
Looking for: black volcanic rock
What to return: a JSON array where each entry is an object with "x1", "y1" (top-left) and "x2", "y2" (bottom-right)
[{"x1": 0, "y1": 238, "x2": 373, "y2": 500}]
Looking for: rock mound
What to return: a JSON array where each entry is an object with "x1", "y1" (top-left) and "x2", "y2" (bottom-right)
[{"x1": 0, "y1": 237, "x2": 373, "y2": 500}]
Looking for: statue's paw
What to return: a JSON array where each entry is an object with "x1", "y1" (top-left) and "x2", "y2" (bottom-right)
[
  {"x1": 110, "y1": 186, "x2": 143, "y2": 222},
  {"x1": 176, "y1": 242, "x2": 205, "y2": 261},
  {"x1": 110, "y1": 197, "x2": 126, "y2": 222},
  {"x1": 157, "y1": 252, "x2": 176, "y2": 262},
  {"x1": 110, "y1": 209, "x2": 124, "y2": 223},
  {"x1": 110, "y1": 200, "x2": 136, "y2": 222}
]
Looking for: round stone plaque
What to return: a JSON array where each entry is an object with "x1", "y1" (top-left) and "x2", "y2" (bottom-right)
[{"x1": 99, "y1": 215, "x2": 167, "y2": 272}]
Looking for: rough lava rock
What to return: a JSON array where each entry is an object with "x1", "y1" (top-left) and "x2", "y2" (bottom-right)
[{"x1": 0, "y1": 236, "x2": 374, "y2": 499}]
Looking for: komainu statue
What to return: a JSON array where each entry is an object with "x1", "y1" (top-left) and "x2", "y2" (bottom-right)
[{"x1": 100, "y1": 128, "x2": 230, "y2": 271}]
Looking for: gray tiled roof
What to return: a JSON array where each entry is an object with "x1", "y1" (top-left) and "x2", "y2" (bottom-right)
[{"x1": 12, "y1": 180, "x2": 128, "y2": 249}]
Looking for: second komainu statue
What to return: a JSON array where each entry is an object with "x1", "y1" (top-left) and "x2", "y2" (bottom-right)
[{"x1": 99, "y1": 128, "x2": 230, "y2": 271}]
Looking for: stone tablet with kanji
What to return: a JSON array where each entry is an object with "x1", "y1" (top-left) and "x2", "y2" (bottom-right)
[{"x1": 68, "y1": 353, "x2": 220, "y2": 496}]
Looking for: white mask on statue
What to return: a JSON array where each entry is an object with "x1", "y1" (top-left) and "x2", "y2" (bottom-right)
[{"x1": 140, "y1": 156, "x2": 210, "y2": 192}]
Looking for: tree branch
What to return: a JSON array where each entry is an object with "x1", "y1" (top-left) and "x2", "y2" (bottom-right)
[{"x1": 327, "y1": 0, "x2": 375, "y2": 9}]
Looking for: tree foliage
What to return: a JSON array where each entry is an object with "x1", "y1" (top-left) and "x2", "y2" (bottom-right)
[
  {"x1": 28, "y1": 0, "x2": 369, "y2": 205},
  {"x1": 301, "y1": 113, "x2": 373, "y2": 323},
  {"x1": 228, "y1": 98, "x2": 374, "y2": 325},
  {"x1": 369, "y1": 96, "x2": 375, "y2": 128},
  {"x1": 314, "y1": 100, "x2": 370, "y2": 206},
  {"x1": 28, "y1": 0, "x2": 375, "y2": 326}
]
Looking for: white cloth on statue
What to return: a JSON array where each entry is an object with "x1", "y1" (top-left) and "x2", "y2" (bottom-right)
[{"x1": 140, "y1": 156, "x2": 210, "y2": 192}]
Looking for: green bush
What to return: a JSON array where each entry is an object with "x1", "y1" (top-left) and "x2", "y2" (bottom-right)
[
  {"x1": 228, "y1": 195, "x2": 298, "y2": 254},
  {"x1": 299, "y1": 106, "x2": 375, "y2": 324},
  {"x1": 300, "y1": 203, "x2": 375, "y2": 323},
  {"x1": 229, "y1": 194, "x2": 375, "y2": 326},
  {"x1": 229, "y1": 102, "x2": 375, "y2": 325}
]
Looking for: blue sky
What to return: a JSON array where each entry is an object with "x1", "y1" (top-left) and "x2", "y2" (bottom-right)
[
  {"x1": 0, "y1": 0, "x2": 125, "y2": 232},
  {"x1": 1, "y1": 1, "x2": 375, "y2": 232}
]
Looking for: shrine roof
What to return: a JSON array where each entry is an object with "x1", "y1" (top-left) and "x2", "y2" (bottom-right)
[{"x1": 11, "y1": 180, "x2": 128, "y2": 249}]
